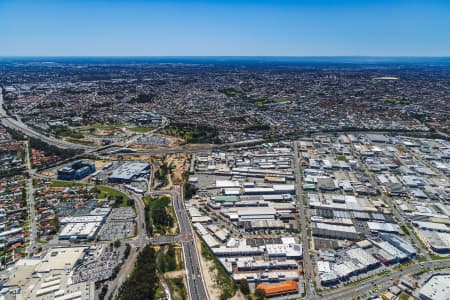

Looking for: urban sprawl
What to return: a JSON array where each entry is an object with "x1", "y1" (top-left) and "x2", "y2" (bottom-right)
[{"x1": 0, "y1": 59, "x2": 449, "y2": 300}]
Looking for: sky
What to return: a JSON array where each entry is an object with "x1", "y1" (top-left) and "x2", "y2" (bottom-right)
[{"x1": 1, "y1": 0, "x2": 449, "y2": 56}]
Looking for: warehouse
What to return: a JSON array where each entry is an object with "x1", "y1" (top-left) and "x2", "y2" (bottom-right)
[
  {"x1": 417, "y1": 230, "x2": 450, "y2": 254},
  {"x1": 59, "y1": 215, "x2": 104, "y2": 224},
  {"x1": 379, "y1": 233, "x2": 417, "y2": 257},
  {"x1": 108, "y1": 162, "x2": 150, "y2": 183},
  {"x1": 216, "y1": 180, "x2": 240, "y2": 188},
  {"x1": 265, "y1": 243, "x2": 302, "y2": 259},
  {"x1": 212, "y1": 246, "x2": 263, "y2": 257},
  {"x1": 202, "y1": 234, "x2": 220, "y2": 248},
  {"x1": 312, "y1": 222, "x2": 360, "y2": 240},
  {"x1": 59, "y1": 222, "x2": 101, "y2": 240},
  {"x1": 256, "y1": 280, "x2": 298, "y2": 297},
  {"x1": 346, "y1": 247, "x2": 380, "y2": 270},
  {"x1": 227, "y1": 207, "x2": 277, "y2": 222},
  {"x1": 236, "y1": 258, "x2": 297, "y2": 271},
  {"x1": 419, "y1": 274, "x2": 450, "y2": 300},
  {"x1": 233, "y1": 271, "x2": 299, "y2": 283},
  {"x1": 243, "y1": 220, "x2": 285, "y2": 231},
  {"x1": 372, "y1": 241, "x2": 408, "y2": 262},
  {"x1": 367, "y1": 222, "x2": 400, "y2": 233}
]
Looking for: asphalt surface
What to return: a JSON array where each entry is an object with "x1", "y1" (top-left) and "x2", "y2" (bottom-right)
[
  {"x1": 149, "y1": 189, "x2": 209, "y2": 300},
  {"x1": 320, "y1": 259, "x2": 450, "y2": 300},
  {"x1": 24, "y1": 141, "x2": 37, "y2": 256},
  {"x1": 293, "y1": 141, "x2": 316, "y2": 297}
]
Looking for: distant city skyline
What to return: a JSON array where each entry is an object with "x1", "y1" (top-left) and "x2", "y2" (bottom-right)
[{"x1": 1, "y1": 0, "x2": 450, "y2": 57}]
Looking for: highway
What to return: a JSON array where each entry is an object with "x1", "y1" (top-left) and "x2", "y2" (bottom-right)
[
  {"x1": 0, "y1": 87, "x2": 93, "y2": 150},
  {"x1": 149, "y1": 188, "x2": 209, "y2": 300}
]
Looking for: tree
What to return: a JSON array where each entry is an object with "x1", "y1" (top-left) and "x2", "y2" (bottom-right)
[
  {"x1": 239, "y1": 279, "x2": 250, "y2": 295},
  {"x1": 255, "y1": 288, "x2": 266, "y2": 300}
]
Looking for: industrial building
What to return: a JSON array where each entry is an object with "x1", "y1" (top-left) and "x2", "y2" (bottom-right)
[
  {"x1": 419, "y1": 274, "x2": 450, "y2": 300},
  {"x1": 108, "y1": 162, "x2": 150, "y2": 183},
  {"x1": 256, "y1": 280, "x2": 298, "y2": 298},
  {"x1": 379, "y1": 233, "x2": 417, "y2": 257},
  {"x1": 312, "y1": 222, "x2": 360, "y2": 240},
  {"x1": 57, "y1": 161, "x2": 96, "y2": 180},
  {"x1": 59, "y1": 222, "x2": 102, "y2": 241}
]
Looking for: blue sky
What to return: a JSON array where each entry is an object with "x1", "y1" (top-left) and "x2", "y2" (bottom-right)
[{"x1": 1, "y1": 0, "x2": 449, "y2": 56}]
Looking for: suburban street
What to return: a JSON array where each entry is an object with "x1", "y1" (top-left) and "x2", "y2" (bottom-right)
[{"x1": 24, "y1": 141, "x2": 37, "y2": 256}]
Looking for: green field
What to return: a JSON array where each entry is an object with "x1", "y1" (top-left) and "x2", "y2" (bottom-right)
[
  {"x1": 128, "y1": 126, "x2": 153, "y2": 133},
  {"x1": 96, "y1": 185, "x2": 132, "y2": 207},
  {"x1": 50, "y1": 180, "x2": 88, "y2": 187}
]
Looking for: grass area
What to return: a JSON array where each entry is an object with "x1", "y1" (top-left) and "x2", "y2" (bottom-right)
[
  {"x1": 166, "y1": 277, "x2": 187, "y2": 300},
  {"x1": 143, "y1": 196, "x2": 175, "y2": 235},
  {"x1": 400, "y1": 225, "x2": 409, "y2": 235},
  {"x1": 49, "y1": 180, "x2": 88, "y2": 187},
  {"x1": 87, "y1": 123, "x2": 123, "y2": 130},
  {"x1": 273, "y1": 98, "x2": 291, "y2": 103},
  {"x1": 394, "y1": 260, "x2": 415, "y2": 271},
  {"x1": 411, "y1": 267, "x2": 430, "y2": 276},
  {"x1": 336, "y1": 155, "x2": 349, "y2": 163},
  {"x1": 161, "y1": 123, "x2": 220, "y2": 144},
  {"x1": 128, "y1": 126, "x2": 153, "y2": 133},
  {"x1": 411, "y1": 229, "x2": 429, "y2": 251},
  {"x1": 342, "y1": 270, "x2": 391, "y2": 288},
  {"x1": 430, "y1": 254, "x2": 450, "y2": 260},
  {"x1": 398, "y1": 292, "x2": 411, "y2": 300},
  {"x1": 96, "y1": 185, "x2": 132, "y2": 207},
  {"x1": 418, "y1": 256, "x2": 427, "y2": 262},
  {"x1": 156, "y1": 244, "x2": 182, "y2": 272},
  {"x1": 49, "y1": 181, "x2": 132, "y2": 207},
  {"x1": 65, "y1": 137, "x2": 96, "y2": 146},
  {"x1": 198, "y1": 234, "x2": 237, "y2": 299},
  {"x1": 382, "y1": 99, "x2": 411, "y2": 105},
  {"x1": 36, "y1": 236, "x2": 49, "y2": 244},
  {"x1": 52, "y1": 126, "x2": 84, "y2": 139}
]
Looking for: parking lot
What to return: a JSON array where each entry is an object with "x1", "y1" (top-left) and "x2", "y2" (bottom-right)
[
  {"x1": 73, "y1": 245, "x2": 123, "y2": 283},
  {"x1": 98, "y1": 207, "x2": 136, "y2": 240}
]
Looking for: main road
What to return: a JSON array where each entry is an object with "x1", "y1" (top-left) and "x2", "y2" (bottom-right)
[
  {"x1": 293, "y1": 141, "x2": 315, "y2": 297},
  {"x1": 149, "y1": 188, "x2": 209, "y2": 300},
  {"x1": 24, "y1": 141, "x2": 37, "y2": 256},
  {"x1": 321, "y1": 259, "x2": 450, "y2": 300}
]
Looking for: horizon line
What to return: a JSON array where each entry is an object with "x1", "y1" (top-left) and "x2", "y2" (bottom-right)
[{"x1": 1, "y1": 55, "x2": 450, "y2": 58}]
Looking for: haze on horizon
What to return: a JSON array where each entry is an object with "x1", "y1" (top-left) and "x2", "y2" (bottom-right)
[{"x1": 1, "y1": 0, "x2": 450, "y2": 57}]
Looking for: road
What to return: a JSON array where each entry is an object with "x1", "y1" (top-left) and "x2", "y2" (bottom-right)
[
  {"x1": 149, "y1": 188, "x2": 209, "y2": 300},
  {"x1": 293, "y1": 141, "x2": 315, "y2": 297},
  {"x1": 321, "y1": 259, "x2": 450, "y2": 300},
  {"x1": 0, "y1": 87, "x2": 92, "y2": 150},
  {"x1": 24, "y1": 141, "x2": 37, "y2": 256},
  {"x1": 354, "y1": 144, "x2": 432, "y2": 262}
]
